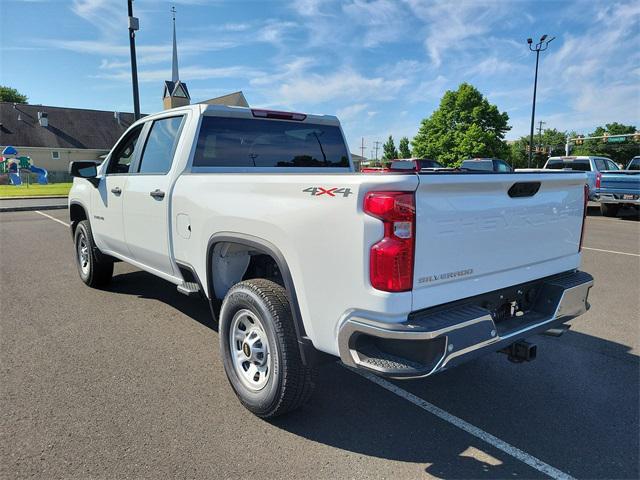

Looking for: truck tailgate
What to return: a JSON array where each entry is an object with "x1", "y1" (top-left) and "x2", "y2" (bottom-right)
[
  {"x1": 600, "y1": 171, "x2": 640, "y2": 192},
  {"x1": 412, "y1": 172, "x2": 586, "y2": 311}
]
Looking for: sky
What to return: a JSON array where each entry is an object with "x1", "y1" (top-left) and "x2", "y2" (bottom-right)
[{"x1": 1, "y1": 0, "x2": 639, "y2": 156}]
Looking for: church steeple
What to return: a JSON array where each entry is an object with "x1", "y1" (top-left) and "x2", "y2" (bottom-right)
[
  {"x1": 171, "y1": 6, "x2": 179, "y2": 83},
  {"x1": 163, "y1": 5, "x2": 190, "y2": 110}
]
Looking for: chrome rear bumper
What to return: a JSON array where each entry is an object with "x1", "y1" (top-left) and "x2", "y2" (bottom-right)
[{"x1": 338, "y1": 270, "x2": 593, "y2": 378}]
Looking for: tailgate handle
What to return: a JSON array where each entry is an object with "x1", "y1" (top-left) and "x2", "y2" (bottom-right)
[{"x1": 508, "y1": 182, "x2": 541, "y2": 198}]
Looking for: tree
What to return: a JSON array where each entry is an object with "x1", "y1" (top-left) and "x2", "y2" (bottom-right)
[
  {"x1": 572, "y1": 123, "x2": 638, "y2": 164},
  {"x1": 0, "y1": 86, "x2": 28, "y2": 103},
  {"x1": 508, "y1": 128, "x2": 567, "y2": 168},
  {"x1": 382, "y1": 135, "x2": 398, "y2": 160},
  {"x1": 411, "y1": 83, "x2": 510, "y2": 166},
  {"x1": 398, "y1": 136, "x2": 411, "y2": 158}
]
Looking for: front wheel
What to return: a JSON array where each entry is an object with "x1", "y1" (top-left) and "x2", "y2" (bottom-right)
[
  {"x1": 74, "y1": 220, "x2": 113, "y2": 288},
  {"x1": 219, "y1": 279, "x2": 316, "y2": 418},
  {"x1": 600, "y1": 203, "x2": 619, "y2": 217}
]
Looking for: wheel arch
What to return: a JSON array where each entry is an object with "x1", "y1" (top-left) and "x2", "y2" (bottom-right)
[
  {"x1": 206, "y1": 232, "x2": 325, "y2": 366},
  {"x1": 69, "y1": 201, "x2": 88, "y2": 236}
]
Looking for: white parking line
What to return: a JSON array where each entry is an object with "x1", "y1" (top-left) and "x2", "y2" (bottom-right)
[
  {"x1": 582, "y1": 246, "x2": 639, "y2": 257},
  {"x1": 347, "y1": 367, "x2": 576, "y2": 480},
  {"x1": 35, "y1": 210, "x2": 70, "y2": 227}
]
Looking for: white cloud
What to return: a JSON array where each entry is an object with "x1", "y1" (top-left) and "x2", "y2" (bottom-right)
[
  {"x1": 342, "y1": 0, "x2": 408, "y2": 47},
  {"x1": 71, "y1": 0, "x2": 123, "y2": 35},
  {"x1": 336, "y1": 103, "x2": 368, "y2": 122},
  {"x1": 405, "y1": 0, "x2": 508, "y2": 67},
  {"x1": 411, "y1": 75, "x2": 448, "y2": 102},
  {"x1": 468, "y1": 57, "x2": 524, "y2": 76},
  {"x1": 93, "y1": 65, "x2": 264, "y2": 83},
  {"x1": 274, "y1": 68, "x2": 408, "y2": 106}
]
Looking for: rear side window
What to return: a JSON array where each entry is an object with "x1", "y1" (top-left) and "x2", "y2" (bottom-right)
[
  {"x1": 138, "y1": 116, "x2": 184, "y2": 174},
  {"x1": 594, "y1": 159, "x2": 607, "y2": 171},
  {"x1": 418, "y1": 159, "x2": 443, "y2": 169},
  {"x1": 494, "y1": 160, "x2": 512, "y2": 172},
  {"x1": 605, "y1": 159, "x2": 619, "y2": 170},
  {"x1": 193, "y1": 116, "x2": 349, "y2": 168}
]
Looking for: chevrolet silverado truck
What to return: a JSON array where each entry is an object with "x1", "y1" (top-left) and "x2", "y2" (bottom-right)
[{"x1": 68, "y1": 104, "x2": 593, "y2": 418}]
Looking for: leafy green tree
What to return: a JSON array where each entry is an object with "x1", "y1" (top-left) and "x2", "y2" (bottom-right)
[
  {"x1": 508, "y1": 128, "x2": 568, "y2": 168},
  {"x1": 0, "y1": 86, "x2": 27, "y2": 103},
  {"x1": 382, "y1": 135, "x2": 398, "y2": 160},
  {"x1": 398, "y1": 136, "x2": 411, "y2": 158},
  {"x1": 411, "y1": 83, "x2": 510, "y2": 166},
  {"x1": 572, "y1": 123, "x2": 638, "y2": 165}
]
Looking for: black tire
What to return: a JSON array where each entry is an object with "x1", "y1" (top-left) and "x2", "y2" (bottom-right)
[
  {"x1": 74, "y1": 220, "x2": 113, "y2": 288},
  {"x1": 600, "y1": 203, "x2": 619, "y2": 217},
  {"x1": 219, "y1": 279, "x2": 316, "y2": 418}
]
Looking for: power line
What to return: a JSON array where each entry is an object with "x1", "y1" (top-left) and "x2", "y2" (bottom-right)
[{"x1": 373, "y1": 141, "x2": 381, "y2": 161}]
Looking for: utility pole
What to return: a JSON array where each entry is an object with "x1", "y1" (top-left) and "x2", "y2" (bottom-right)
[
  {"x1": 527, "y1": 34, "x2": 554, "y2": 168},
  {"x1": 537, "y1": 121, "x2": 546, "y2": 150},
  {"x1": 127, "y1": 0, "x2": 141, "y2": 120},
  {"x1": 373, "y1": 141, "x2": 381, "y2": 162},
  {"x1": 360, "y1": 137, "x2": 366, "y2": 159}
]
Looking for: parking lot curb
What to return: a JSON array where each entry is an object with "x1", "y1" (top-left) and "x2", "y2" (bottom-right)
[{"x1": 0, "y1": 204, "x2": 68, "y2": 213}]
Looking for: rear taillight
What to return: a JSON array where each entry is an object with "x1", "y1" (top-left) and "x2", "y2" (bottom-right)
[
  {"x1": 364, "y1": 191, "x2": 415, "y2": 292},
  {"x1": 579, "y1": 184, "x2": 588, "y2": 252},
  {"x1": 595, "y1": 172, "x2": 602, "y2": 189}
]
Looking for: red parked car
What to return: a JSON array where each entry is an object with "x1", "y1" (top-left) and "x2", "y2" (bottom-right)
[{"x1": 389, "y1": 158, "x2": 444, "y2": 171}]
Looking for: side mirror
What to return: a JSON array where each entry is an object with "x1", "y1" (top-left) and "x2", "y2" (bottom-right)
[{"x1": 69, "y1": 161, "x2": 99, "y2": 187}]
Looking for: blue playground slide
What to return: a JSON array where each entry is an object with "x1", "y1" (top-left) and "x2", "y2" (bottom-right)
[
  {"x1": 29, "y1": 165, "x2": 48, "y2": 184},
  {"x1": 6, "y1": 166, "x2": 48, "y2": 185},
  {"x1": 9, "y1": 172, "x2": 22, "y2": 185}
]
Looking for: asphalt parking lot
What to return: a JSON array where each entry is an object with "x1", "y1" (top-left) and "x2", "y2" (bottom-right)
[{"x1": 1, "y1": 207, "x2": 638, "y2": 479}]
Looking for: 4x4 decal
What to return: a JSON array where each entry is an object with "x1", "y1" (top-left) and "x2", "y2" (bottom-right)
[{"x1": 302, "y1": 187, "x2": 353, "y2": 197}]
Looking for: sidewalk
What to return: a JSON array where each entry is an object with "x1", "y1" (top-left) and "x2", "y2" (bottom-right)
[{"x1": 0, "y1": 196, "x2": 68, "y2": 212}]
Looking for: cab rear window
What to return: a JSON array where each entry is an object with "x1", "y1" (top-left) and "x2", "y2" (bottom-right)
[
  {"x1": 546, "y1": 159, "x2": 591, "y2": 171},
  {"x1": 193, "y1": 116, "x2": 350, "y2": 168}
]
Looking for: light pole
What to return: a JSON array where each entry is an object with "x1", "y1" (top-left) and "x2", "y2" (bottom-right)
[
  {"x1": 128, "y1": 0, "x2": 141, "y2": 120},
  {"x1": 527, "y1": 34, "x2": 554, "y2": 167}
]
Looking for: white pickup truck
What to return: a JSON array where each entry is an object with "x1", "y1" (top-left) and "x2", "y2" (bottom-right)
[{"x1": 68, "y1": 104, "x2": 593, "y2": 417}]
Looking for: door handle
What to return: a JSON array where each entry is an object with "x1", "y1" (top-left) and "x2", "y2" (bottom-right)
[
  {"x1": 111, "y1": 187, "x2": 122, "y2": 195},
  {"x1": 150, "y1": 189, "x2": 165, "y2": 199}
]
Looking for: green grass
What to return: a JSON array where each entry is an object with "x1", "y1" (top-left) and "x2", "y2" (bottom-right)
[{"x1": 0, "y1": 183, "x2": 72, "y2": 198}]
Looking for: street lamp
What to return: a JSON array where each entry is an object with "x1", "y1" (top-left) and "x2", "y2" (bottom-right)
[
  {"x1": 527, "y1": 34, "x2": 555, "y2": 167},
  {"x1": 128, "y1": 0, "x2": 141, "y2": 120}
]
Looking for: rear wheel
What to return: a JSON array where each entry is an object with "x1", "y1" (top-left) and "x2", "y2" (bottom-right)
[
  {"x1": 219, "y1": 279, "x2": 316, "y2": 418},
  {"x1": 600, "y1": 203, "x2": 619, "y2": 217},
  {"x1": 74, "y1": 220, "x2": 113, "y2": 288}
]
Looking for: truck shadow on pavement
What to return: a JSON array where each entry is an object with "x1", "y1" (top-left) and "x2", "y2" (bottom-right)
[
  {"x1": 108, "y1": 269, "x2": 639, "y2": 479},
  {"x1": 274, "y1": 331, "x2": 639, "y2": 479},
  {"x1": 587, "y1": 204, "x2": 639, "y2": 221},
  {"x1": 109, "y1": 270, "x2": 218, "y2": 332}
]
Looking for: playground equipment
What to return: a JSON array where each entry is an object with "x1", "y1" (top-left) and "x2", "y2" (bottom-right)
[{"x1": 0, "y1": 146, "x2": 48, "y2": 185}]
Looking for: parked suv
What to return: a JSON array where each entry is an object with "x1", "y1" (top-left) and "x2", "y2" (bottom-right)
[{"x1": 461, "y1": 158, "x2": 513, "y2": 172}]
